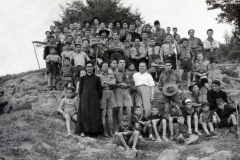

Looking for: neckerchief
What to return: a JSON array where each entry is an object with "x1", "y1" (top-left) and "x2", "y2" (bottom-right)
[
  {"x1": 207, "y1": 37, "x2": 214, "y2": 45},
  {"x1": 119, "y1": 123, "x2": 130, "y2": 132},
  {"x1": 134, "y1": 114, "x2": 142, "y2": 121}
]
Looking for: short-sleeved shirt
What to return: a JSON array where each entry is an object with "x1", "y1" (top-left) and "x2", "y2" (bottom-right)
[
  {"x1": 147, "y1": 45, "x2": 161, "y2": 56},
  {"x1": 181, "y1": 107, "x2": 198, "y2": 119},
  {"x1": 62, "y1": 65, "x2": 74, "y2": 77},
  {"x1": 114, "y1": 69, "x2": 133, "y2": 85},
  {"x1": 200, "y1": 110, "x2": 214, "y2": 123},
  {"x1": 61, "y1": 50, "x2": 74, "y2": 59},
  {"x1": 158, "y1": 69, "x2": 180, "y2": 88},
  {"x1": 193, "y1": 60, "x2": 210, "y2": 73},
  {"x1": 71, "y1": 52, "x2": 90, "y2": 67},
  {"x1": 131, "y1": 114, "x2": 148, "y2": 126},
  {"x1": 97, "y1": 72, "x2": 116, "y2": 89},
  {"x1": 188, "y1": 37, "x2": 203, "y2": 49},
  {"x1": 130, "y1": 46, "x2": 146, "y2": 59},
  {"x1": 178, "y1": 47, "x2": 194, "y2": 61},
  {"x1": 160, "y1": 43, "x2": 177, "y2": 57},
  {"x1": 46, "y1": 54, "x2": 61, "y2": 63},
  {"x1": 133, "y1": 72, "x2": 155, "y2": 87}
]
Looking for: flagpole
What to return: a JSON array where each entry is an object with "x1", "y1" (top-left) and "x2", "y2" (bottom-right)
[{"x1": 32, "y1": 42, "x2": 45, "y2": 83}]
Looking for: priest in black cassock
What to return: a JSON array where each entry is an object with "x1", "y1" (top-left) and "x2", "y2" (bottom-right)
[{"x1": 75, "y1": 61, "x2": 103, "y2": 136}]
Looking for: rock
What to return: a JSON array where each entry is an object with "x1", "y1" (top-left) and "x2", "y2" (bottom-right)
[
  {"x1": 157, "y1": 149, "x2": 180, "y2": 160},
  {"x1": 4, "y1": 98, "x2": 32, "y2": 114},
  {"x1": 123, "y1": 149, "x2": 137, "y2": 159},
  {"x1": 32, "y1": 142, "x2": 53, "y2": 155},
  {"x1": 14, "y1": 91, "x2": 25, "y2": 98},
  {"x1": 186, "y1": 156, "x2": 200, "y2": 160},
  {"x1": 20, "y1": 83, "x2": 38, "y2": 92},
  {"x1": 117, "y1": 146, "x2": 125, "y2": 152},
  {"x1": 104, "y1": 143, "x2": 117, "y2": 150},
  {"x1": 209, "y1": 150, "x2": 233, "y2": 160},
  {"x1": 200, "y1": 147, "x2": 216, "y2": 154}
]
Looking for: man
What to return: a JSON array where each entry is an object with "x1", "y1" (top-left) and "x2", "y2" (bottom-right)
[
  {"x1": 203, "y1": 29, "x2": 220, "y2": 80},
  {"x1": 188, "y1": 29, "x2": 203, "y2": 61},
  {"x1": 97, "y1": 62, "x2": 117, "y2": 137},
  {"x1": 173, "y1": 27, "x2": 180, "y2": 39},
  {"x1": 160, "y1": 34, "x2": 180, "y2": 70},
  {"x1": 178, "y1": 38, "x2": 195, "y2": 87},
  {"x1": 114, "y1": 59, "x2": 134, "y2": 122},
  {"x1": 108, "y1": 31, "x2": 125, "y2": 61},
  {"x1": 130, "y1": 37, "x2": 147, "y2": 70},
  {"x1": 145, "y1": 24, "x2": 154, "y2": 39},
  {"x1": 158, "y1": 60, "x2": 181, "y2": 117},
  {"x1": 135, "y1": 19, "x2": 143, "y2": 35},
  {"x1": 128, "y1": 23, "x2": 140, "y2": 41},
  {"x1": 140, "y1": 31, "x2": 149, "y2": 49},
  {"x1": 119, "y1": 21, "x2": 129, "y2": 40},
  {"x1": 207, "y1": 80, "x2": 228, "y2": 111},
  {"x1": 166, "y1": 27, "x2": 171, "y2": 35},
  {"x1": 152, "y1": 20, "x2": 166, "y2": 46}
]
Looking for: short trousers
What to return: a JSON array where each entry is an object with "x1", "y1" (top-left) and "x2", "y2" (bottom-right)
[
  {"x1": 100, "y1": 90, "x2": 117, "y2": 109},
  {"x1": 64, "y1": 110, "x2": 77, "y2": 117},
  {"x1": 114, "y1": 88, "x2": 133, "y2": 107},
  {"x1": 167, "y1": 117, "x2": 178, "y2": 123},
  {"x1": 180, "y1": 59, "x2": 192, "y2": 72},
  {"x1": 204, "y1": 51, "x2": 218, "y2": 63},
  {"x1": 196, "y1": 76, "x2": 208, "y2": 86},
  {"x1": 46, "y1": 62, "x2": 59, "y2": 74},
  {"x1": 73, "y1": 65, "x2": 85, "y2": 76},
  {"x1": 62, "y1": 77, "x2": 74, "y2": 87},
  {"x1": 219, "y1": 118, "x2": 232, "y2": 128},
  {"x1": 162, "y1": 92, "x2": 180, "y2": 104}
]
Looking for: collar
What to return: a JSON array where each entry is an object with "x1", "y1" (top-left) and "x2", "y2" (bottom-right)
[
  {"x1": 134, "y1": 114, "x2": 142, "y2": 121},
  {"x1": 87, "y1": 73, "x2": 93, "y2": 76},
  {"x1": 163, "y1": 69, "x2": 173, "y2": 74},
  {"x1": 118, "y1": 68, "x2": 126, "y2": 72}
]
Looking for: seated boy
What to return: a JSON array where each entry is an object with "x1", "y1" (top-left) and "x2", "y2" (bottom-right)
[
  {"x1": 114, "y1": 115, "x2": 140, "y2": 152},
  {"x1": 149, "y1": 54, "x2": 164, "y2": 81},
  {"x1": 181, "y1": 99, "x2": 201, "y2": 135},
  {"x1": 57, "y1": 87, "x2": 78, "y2": 136},
  {"x1": 199, "y1": 102, "x2": 217, "y2": 138},
  {"x1": 131, "y1": 106, "x2": 150, "y2": 142},
  {"x1": 168, "y1": 103, "x2": 183, "y2": 140},
  {"x1": 148, "y1": 107, "x2": 168, "y2": 142},
  {"x1": 61, "y1": 57, "x2": 74, "y2": 94},
  {"x1": 214, "y1": 98, "x2": 238, "y2": 133},
  {"x1": 174, "y1": 116, "x2": 199, "y2": 145},
  {"x1": 193, "y1": 52, "x2": 210, "y2": 90}
]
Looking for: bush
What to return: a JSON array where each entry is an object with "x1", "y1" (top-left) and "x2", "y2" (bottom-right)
[{"x1": 221, "y1": 65, "x2": 239, "y2": 77}]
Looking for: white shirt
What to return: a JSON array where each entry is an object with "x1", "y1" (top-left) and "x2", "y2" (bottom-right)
[{"x1": 133, "y1": 72, "x2": 155, "y2": 87}]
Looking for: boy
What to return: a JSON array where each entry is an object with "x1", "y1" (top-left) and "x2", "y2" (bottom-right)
[
  {"x1": 114, "y1": 115, "x2": 140, "y2": 152},
  {"x1": 76, "y1": 68, "x2": 87, "y2": 94},
  {"x1": 127, "y1": 63, "x2": 137, "y2": 75},
  {"x1": 149, "y1": 54, "x2": 164, "y2": 81},
  {"x1": 214, "y1": 98, "x2": 238, "y2": 133},
  {"x1": 97, "y1": 62, "x2": 117, "y2": 137},
  {"x1": 172, "y1": 27, "x2": 180, "y2": 40},
  {"x1": 71, "y1": 43, "x2": 90, "y2": 86},
  {"x1": 81, "y1": 39, "x2": 91, "y2": 57},
  {"x1": 148, "y1": 107, "x2": 168, "y2": 142},
  {"x1": 131, "y1": 106, "x2": 150, "y2": 142},
  {"x1": 108, "y1": 59, "x2": 118, "y2": 74},
  {"x1": 152, "y1": 20, "x2": 166, "y2": 47},
  {"x1": 168, "y1": 104, "x2": 183, "y2": 140},
  {"x1": 199, "y1": 102, "x2": 217, "y2": 138},
  {"x1": 181, "y1": 99, "x2": 201, "y2": 135},
  {"x1": 61, "y1": 42, "x2": 74, "y2": 61},
  {"x1": 146, "y1": 38, "x2": 162, "y2": 69},
  {"x1": 61, "y1": 57, "x2": 74, "y2": 93},
  {"x1": 193, "y1": 52, "x2": 210, "y2": 90},
  {"x1": 123, "y1": 40, "x2": 132, "y2": 67},
  {"x1": 178, "y1": 38, "x2": 195, "y2": 87},
  {"x1": 57, "y1": 87, "x2": 78, "y2": 136},
  {"x1": 174, "y1": 116, "x2": 199, "y2": 145},
  {"x1": 188, "y1": 29, "x2": 203, "y2": 61},
  {"x1": 45, "y1": 46, "x2": 61, "y2": 90}
]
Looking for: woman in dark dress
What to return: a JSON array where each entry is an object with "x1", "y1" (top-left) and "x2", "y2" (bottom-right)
[{"x1": 75, "y1": 61, "x2": 103, "y2": 136}]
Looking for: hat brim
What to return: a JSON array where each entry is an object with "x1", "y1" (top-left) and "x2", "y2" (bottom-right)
[
  {"x1": 99, "y1": 29, "x2": 110, "y2": 36},
  {"x1": 188, "y1": 83, "x2": 202, "y2": 92},
  {"x1": 162, "y1": 83, "x2": 178, "y2": 96}
]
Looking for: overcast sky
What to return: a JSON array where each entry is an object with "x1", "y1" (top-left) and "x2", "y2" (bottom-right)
[{"x1": 0, "y1": 0, "x2": 233, "y2": 76}]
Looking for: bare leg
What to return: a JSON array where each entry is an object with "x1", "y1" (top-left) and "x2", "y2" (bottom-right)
[
  {"x1": 208, "y1": 122, "x2": 214, "y2": 132},
  {"x1": 126, "y1": 106, "x2": 132, "y2": 123},
  {"x1": 64, "y1": 113, "x2": 72, "y2": 135},
  {"x1": 204, "y1": 83, "x2": 210, "y2": 90},
  {"x1": 202, "y1": 122, "x2": 210, "y2": 135},
  {"x1": 169, "y1": 117, "x2": 174, "y2": 139},
  {"x1": 185, "y1": 135, "x2": 199, "y2": 145},
  {"x1": 162, "y1": 119, "x2": 168, "y2": 141},
  {"x1": 118, "y1": 107, "x2": 123, "y2": 123},
  {"x1": 128, "y1": 130, "x2": 140, "y2": 151},
  {"x1": 107, "y1": 109, "x2": 114, "y2": 137},
  {"x1": 164, "y1": 103, "x2": 170, "y2": 118},
  {"x1": 48, "y1": 73, "x2": 53, "y2": 87},
  {"x1": 152, "y1": 120, "x2": 160, "y2": 140},
  {"x1": 117, "y1": 133, "x2": 129, "y2": 149},
  {"x1": 187, "y1": 116, "x2": 192, "y2": 134},
  {"x1": 187, "y1": 71, "x2": 191, "y2": 87},
  {"x1": 194, "y1": 115, "x2": 199, "y2": 132},
  {"x1": 52, "y1": 74, "x2": 56, "y2": 87},
  {"x1": 102, "y1": 109, "x2": 109, "y2": 137},
  {"x1": 72, "y1": 114, "x2": 77, "y2": 121},
  {"x1": 179, "y1": 69, "x2": 184, "y2": 82}
]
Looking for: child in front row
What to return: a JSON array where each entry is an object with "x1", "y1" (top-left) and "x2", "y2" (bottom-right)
[
  {"x1": 181, "y1": 99, "x2": 201, "y2": 135},
  {"x1": 199, "y1": 102, "x2": 217, "y2": 139},
  {"x1": 61, "y1": 57, "x2": 74, "y2": 95},
  {"x1": 57, "y1": 87, "x2": 78, "y2": 136},
  {"x1": 168, "y1": 103, "x2": 183, "y2": 140},
  {"x1": 174, "y1": 116, "x2": 199, "y2": 145},
  {"x1": 148, "y1": 107, "x2": 168, "y2": 142},
  {"x1": 131, "y1": 106, "x2": 150, "y2": 142},
  {"x1": 114, "y1": 115, "x2": 140, "y2": 152}
]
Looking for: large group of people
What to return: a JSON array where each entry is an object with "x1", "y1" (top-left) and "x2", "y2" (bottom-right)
[{"x1": 33, "y1": 17, "x2": 239, "y2": 152}]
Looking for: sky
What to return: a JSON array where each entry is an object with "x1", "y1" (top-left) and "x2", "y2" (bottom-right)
[{"x1": 0, "y1": 0, "x2": 233, "y2": 76}]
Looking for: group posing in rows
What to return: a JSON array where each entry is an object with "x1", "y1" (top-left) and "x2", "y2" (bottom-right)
[{"x1": 33, "y1": 17, "x2": 239, "y2": 152}]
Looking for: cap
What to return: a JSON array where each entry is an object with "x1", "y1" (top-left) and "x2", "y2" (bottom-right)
[
  {"x1": 122, "y1": 115, "x2": 129, "y2": 121},
  {"x1": 185, "y1": 99, "x2": 192, "y2": 103}
]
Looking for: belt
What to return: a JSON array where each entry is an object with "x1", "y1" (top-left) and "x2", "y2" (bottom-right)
[{"x1": 136, "y1": 84, "x2": 150, "y2": 88}]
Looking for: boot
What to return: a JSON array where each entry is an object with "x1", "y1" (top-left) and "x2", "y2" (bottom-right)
[{"x1": 103, "y1": 124, "x2": 109, "y2": 137}]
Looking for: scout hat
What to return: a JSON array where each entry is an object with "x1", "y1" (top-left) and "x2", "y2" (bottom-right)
[
  {"x1": 99, "y1": 29, "x2": 110, "y2": 36},
  {"x1": 162, "y1": 82, "x2": 178, "y2": 96},
  {"x1": 188, "y1": 82, "x2": 202, "y2": 92}
]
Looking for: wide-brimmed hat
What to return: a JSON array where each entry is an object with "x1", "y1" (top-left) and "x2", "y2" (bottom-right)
[
  {"x1": 99, "y1": 29, "x2": 110, "y2": 36},
  {"x1": 162, "y1": 82, "x2": 178, "y2": 96},
  {"x1": 188, "y1": 82, "x2": 202, "y2": 92}
]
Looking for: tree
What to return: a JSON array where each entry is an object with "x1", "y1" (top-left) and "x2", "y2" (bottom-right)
[
  {"x1": 54, "y1": 0, "x2": 143, "y2": 29},
  {"x1": 206, "y1": 0, "x2": 240, "y2": 30}
]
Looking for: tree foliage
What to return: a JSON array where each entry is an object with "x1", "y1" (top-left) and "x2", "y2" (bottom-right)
[
  {"x1": 54, "y1": 0, "x2": 143, "y2": 28},
  {"x1": 206, "y1": 0, "x2": 240, "y2": 29}
]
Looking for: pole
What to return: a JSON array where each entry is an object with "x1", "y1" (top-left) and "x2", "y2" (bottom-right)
[{"x1": 32, "y1": 42, "x2": 45, "y2": 83}]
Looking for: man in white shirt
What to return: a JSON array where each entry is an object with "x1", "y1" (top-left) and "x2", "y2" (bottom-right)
[{"x1": 133, "y1": 62, "x2": 155, "y2": 117}]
